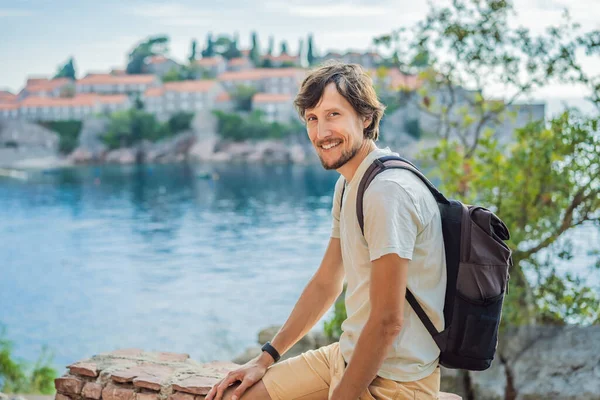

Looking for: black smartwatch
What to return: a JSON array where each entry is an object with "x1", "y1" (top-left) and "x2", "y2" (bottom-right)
[{"x1": 261, "y1": 341, "x2": 281, "y2": 363}]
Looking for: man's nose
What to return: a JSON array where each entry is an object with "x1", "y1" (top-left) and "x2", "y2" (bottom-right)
[{"x1": 316, "y1": 120, "x2": 333, "y2": 140}]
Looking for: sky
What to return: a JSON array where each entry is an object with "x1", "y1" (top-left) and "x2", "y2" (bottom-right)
[{"x1": 1, "y1": 0, "x2": 599, "y2": 113}]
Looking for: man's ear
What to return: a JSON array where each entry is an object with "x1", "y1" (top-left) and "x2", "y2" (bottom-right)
[{"x1": 363, "y1": 115, "x2": 373, "y2": 129}]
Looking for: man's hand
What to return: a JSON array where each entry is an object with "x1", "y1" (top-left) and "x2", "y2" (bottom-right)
[{"x1": 205, "y1": 354, "x2": 271, "y2": 400}]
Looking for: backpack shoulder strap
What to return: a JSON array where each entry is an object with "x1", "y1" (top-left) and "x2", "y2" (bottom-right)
[
  {"x1": 356, "y1": 155, "x2": 449, "y2": 236},
  {"x1": 356, "y1": 155, "x2": 446, "y2": 342}
]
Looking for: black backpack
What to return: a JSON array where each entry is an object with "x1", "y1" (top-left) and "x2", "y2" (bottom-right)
[{"x1": 341, "y1": 155, "x2": 512, "y2": 371}]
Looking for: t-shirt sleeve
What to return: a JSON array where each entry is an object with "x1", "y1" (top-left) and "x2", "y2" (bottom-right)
[
  {"x1": 363, "y1": 179, "x2": 424, "y2": 262},
  {"x1": 331, "y1": 177, "x2": 344, "y2": 239}
]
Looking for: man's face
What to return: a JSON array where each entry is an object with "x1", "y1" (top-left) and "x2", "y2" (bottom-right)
[{"x1": 305, "y1": 82, "x2": 370, "y2": 170}]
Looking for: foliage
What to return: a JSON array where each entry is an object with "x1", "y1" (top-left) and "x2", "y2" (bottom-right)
[
  {"x1": 201, "y1": 33, "x2": 215, "y2": 58},
  {"x1": 42, "y1": 120, "x2": 82, "y2": 154},
  {"x1": 324, "y1": 289, "x2": 347, "y2": 339},
  {"x1": 324, "y1": 0, "x2": 600, "y2": 336},
  {"x1": 168, "y1": 111, "x2": 195, "y2": 134},
  {"x1": 54, "y1": 57, "x2": 76, "y2": 80},
  {"x1": 422, "y1": 111, "x2": 600, "y2": 325},
  {"x1": 212, "y1": 110, "x2": 303, "y2": 141},
  {"x1": 101, "y1": 109, "x2": 195, "y2": 150},
  {"x1": 0, "y1": 324, "x2": 58, "y2": 394},
  {"x1": 250, "y1": 32, "x2": 261, "y2": 66},
  {"x1": 162, "y1": 65, "x2": 196, "y2": 82},
  {"x1": 267, "y1": 36, "x2": 274, "y2": 56},
  {"x1": 188, "y1": 39, "x2": 197, "y2": 63},
  {"x1": 404, "y1": 118, "x2": 421, "y2": 139},
  {"x1": 126, "y1": 35, "x2": 169, "y2": 74},
  {"x1": 231, "y1": 85, "x2": 259, "y2": 112},
  {"x1": 280, "y1": 41, "x2": 288, "y2": 55},
  {"x1": 307, "y1": 34, "x2": 316, "y2": 66}
]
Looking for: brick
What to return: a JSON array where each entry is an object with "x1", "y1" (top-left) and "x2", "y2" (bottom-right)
[
  {"x1": 56, "y1": 394, "x2": 71, "y2": 400},
  {"x1": 156, "y1": 352, "x2": 190, "y2": 362},
  {"x1": 82, "y1": 382, "x2": 104, "y2": 399},
  {"x1": 136, "y1": 393, "x2": 159, "y2": 400},
  {"x1": 55, "y1": 375, "x2": 85, "y2": 395},
  {"x1": 168, "y1": 392, "x2": 195, "y2": 400},
  {"x1": 69, "y1": 362, "x2": 99, "y2": 377},
  {"x1": 102, "y1": 384, "x2": 135, "y2": 400},
  {"x1": 172, "y1": 376, "x2": 220, "y2": 396},
  {"x1": 132, "y1": 375, "x2": 163, "y2": 392},
  {"x1": 104, "y1": 348, "x2": 145, "y2": 358}
]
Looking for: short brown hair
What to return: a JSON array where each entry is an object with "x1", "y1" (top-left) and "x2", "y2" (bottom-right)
[{"x1": 294, "y1": 61, "x2": 385, "y2": 141}]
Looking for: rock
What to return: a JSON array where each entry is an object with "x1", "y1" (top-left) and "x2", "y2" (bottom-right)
[
  {"x1": 188, "y1": 136, "x2": 218, "y2": 162},
  {"x1": 105, "y1": 148, "x2": 136, "y2": 164},
  {"x1": 69, "y1": 147, "x2": 95, "y2": 164},
  {"x1": 469, "y1": 361, "x2": 506, "y2": 400},
  {"x1": 0, "y1": 393, "x2": 8, "y2": 400},
  {"x1": 78, "y1": 116, "x2": 108, "y2": 157},
  {"x1": 258, "y1": 326, "x2": 280, "y2": 345},
  {"x1": 231, "y1": 346, "x2": 261, "y2": 364},
  {"x1": 510, "y1": 325, "x2": 600, "y2": 400},
  {"x1": 313, "y1": 330, "x2": 336, "y2": 348},
  {"x1": 289, "y1": 144, "x2": 307, "y2": 164},
  {"x1": 440, "y1": 367, "x2": 469, "y2": 400}
]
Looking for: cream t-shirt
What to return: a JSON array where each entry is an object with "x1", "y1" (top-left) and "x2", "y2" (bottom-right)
[{"x1": 331, "y1": 147, "x2": 447, "y2": 382}]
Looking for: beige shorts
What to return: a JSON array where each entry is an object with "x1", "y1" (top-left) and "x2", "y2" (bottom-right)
[{"x1": 262, "y1": 342, "x2": 440, "y2": 400}]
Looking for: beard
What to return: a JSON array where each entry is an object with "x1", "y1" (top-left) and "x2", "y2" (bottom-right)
[{"x1": 318, "y1": 141, "x2": 361, "y2": 170}]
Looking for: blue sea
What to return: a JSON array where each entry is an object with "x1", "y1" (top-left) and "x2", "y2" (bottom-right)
[{"x1": 0, "y1": 163, "x2": 597, "y2": 374}]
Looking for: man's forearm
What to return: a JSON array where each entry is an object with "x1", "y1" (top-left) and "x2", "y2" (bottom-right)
[
  {"x1": 331, "y1": 317, "x2": 401, "y2": 399},
  {"x1": 268, "y1": 279, "x2": 342, "y2": 363}
]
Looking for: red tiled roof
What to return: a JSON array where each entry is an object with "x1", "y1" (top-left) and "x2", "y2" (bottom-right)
[
  {"x1": 25, "y1": 78, "x2": 72, "y2": 93},
  {"x1": 77, "y1": 74, "x2": 157, "y2": 85},
  {"x1": 163, "y1": 80, "x2": 217, "y2": 93},
  {"x1": 219, "y1": 68, "x2": 305, "y2": 81},
  {"x1": 264, "y1": 54, "x2": 299, "y2": 63},
  {"x1": 388, "y1": 69, "x2": 422, "y2": 90},
  {"x1": 111, "y1": 68, "x2": 126, "y2": 75},
  {"x1": 195, "y1": 57, "x2": 224, "y2": 67},
  {"x1": 146, "y1": 55, "x2": 170, "y2": 64},
  {"x1": 144, "y1": 87, "x2": 164, "y2": 97},
  {"x1": 0, "y1": 91, "x2": 17, "y2": 103},
  {"x1": 0, "y1": 103, "x2": 19, "y2": 110},
  {"x1": 20, "y1": 95, "x2": 98, "y2": 108},
  {"x1": 96, "y1": 95, "x2": 129, "y2": 104},
  {"x1": 215, "y1": 92, "x2": 231, "y2": 102},
  {"x1": 228, "y1": 57, "x2": 250, "y2": 66},
  {"x1": 253, "y1": 93, "x2": 292, "y2": 103}
]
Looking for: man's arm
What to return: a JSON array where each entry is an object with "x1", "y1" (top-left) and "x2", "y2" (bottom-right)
[
  {"x1": 259, "y1": 237, "x2": 345, "y2": 366},
  {"x1": 330, "y1": 253, "x2": 407, "y2": 400},
  {"x1": 206, "y1": 237, "x2": 345, "y2": 400}
]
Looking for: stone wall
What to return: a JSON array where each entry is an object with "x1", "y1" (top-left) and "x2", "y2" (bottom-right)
[{"x1": 54, "y1": 348, "x2": 460, "y2": 400}]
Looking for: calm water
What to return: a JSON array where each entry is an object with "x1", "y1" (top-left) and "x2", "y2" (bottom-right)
[{"x1": 0, "y1": 163, "x2": 598, "y2": 374}]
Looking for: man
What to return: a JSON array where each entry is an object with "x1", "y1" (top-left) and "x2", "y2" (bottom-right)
[{"x1": 206, "y1": 61, "x2": 446, "y2": 400}]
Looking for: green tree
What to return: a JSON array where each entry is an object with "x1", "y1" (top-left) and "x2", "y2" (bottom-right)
[
  {"x1": 280, "y1": 40, "x2": 289, "y2": 55},
  {"x1": 126, "y1": 35, "x2": 169, "y2": 74},
  {"x1": 189, "y1": 39, "x2": 197, "y2": 62},
  {"x1": 201, "y1": 33, "x2": 215, "y2": 58},
  {"x1": 267, "y1": 36, "x2": 274, "y2": 56},
  {"x1": 102, "y1": 108, "x2": 171, "y2": 150},
  {"x1": 231, "y1": 85, "x2": 258, "y2": 111},
  {"x1": 298, "y1": 39, "x2": 304, "y2": 65},
  {"x1": 324, "y1": 0, "x2": 600, "y2": 336},
  {"x1": 250, "y1": 32, "x2": 261, "y2": 66},
  {"x1": 42, "y1": 120, "x2": 82, "y2": 154},
  {"x1": 168, "y1": 111, "x2": 195, "y2": 134},
  {"x1": 54, "y1": 57, "x2": 76, "y2": 80},
  {"x1": 0, "y1": 324, "x2": 58, "y2": 394},
  {"x1": 307, "y1": 34, "x2": 316, "y2": 66}
]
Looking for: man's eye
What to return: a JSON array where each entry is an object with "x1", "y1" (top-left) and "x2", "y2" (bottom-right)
[
  {"x1": 307, "y1": 116, "x2": 316, "y2": 121},
  {"x1": 330, "y1": 112, "x2": 339, "y2": 117}
]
